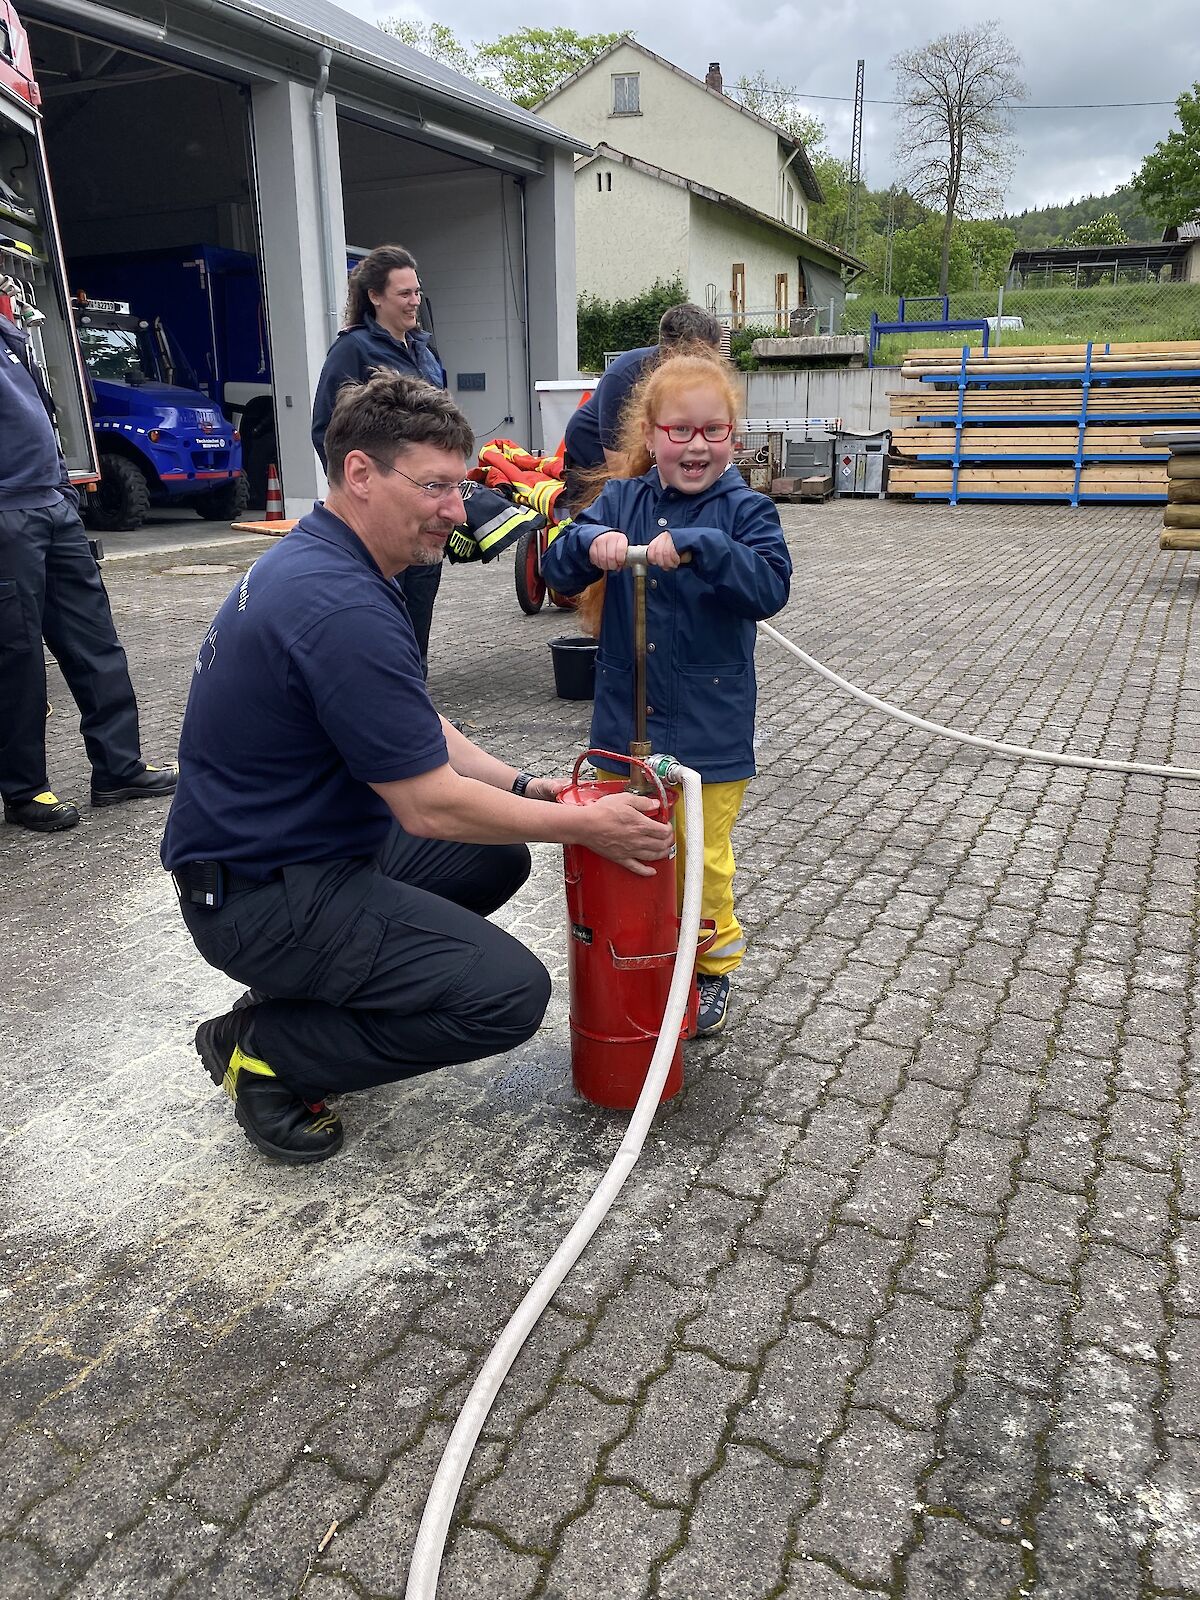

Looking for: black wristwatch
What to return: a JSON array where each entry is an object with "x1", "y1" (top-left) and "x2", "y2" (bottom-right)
[{"x1": 511, "y1": 770, "x2": 537, "y2": 797}]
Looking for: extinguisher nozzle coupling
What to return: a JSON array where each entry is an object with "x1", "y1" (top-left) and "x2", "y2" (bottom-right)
[{"x1": 646, "y1": 753, "x2": 683, "y2": 786}]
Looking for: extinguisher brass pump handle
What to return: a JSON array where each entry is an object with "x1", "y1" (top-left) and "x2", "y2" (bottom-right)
[
  {"x1": 619, "y1": 546, "x2": 692, "y2": 574},
  {"x1": 618, "y1": 546, "x2": 690, "y2": 794}
]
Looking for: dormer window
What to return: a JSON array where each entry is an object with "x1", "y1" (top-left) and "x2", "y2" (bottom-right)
[{"x1": 612, "y1": 73, "x2": 640, "y2": 115}]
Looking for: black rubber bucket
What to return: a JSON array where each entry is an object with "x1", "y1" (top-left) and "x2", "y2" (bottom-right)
[{"x1": 548, "y1": 635, "x2": 598, "y2": 700}]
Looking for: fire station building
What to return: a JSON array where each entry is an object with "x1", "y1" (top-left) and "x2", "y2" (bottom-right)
[{"x1": 19, "y1": 0, "x2": 580, "y2": 512}]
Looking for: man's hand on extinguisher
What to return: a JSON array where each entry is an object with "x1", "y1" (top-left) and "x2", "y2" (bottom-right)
[{"x1": 582, "y1": 791, "x2": 674, "y2": 877}]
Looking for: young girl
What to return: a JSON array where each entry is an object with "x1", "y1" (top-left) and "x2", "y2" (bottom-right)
[{"x1": 541, "y1": 351, "x2": 792, "y2": 1035}]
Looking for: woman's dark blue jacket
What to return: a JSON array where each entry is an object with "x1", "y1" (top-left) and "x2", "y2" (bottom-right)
[
  {"x1": 310, "y1": 312, "x2": 446, "y2": 466},
  {"x1": 541, "y1": 466, "x2": 792, "y2": 782}
]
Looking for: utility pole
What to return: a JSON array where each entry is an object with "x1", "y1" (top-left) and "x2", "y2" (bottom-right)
[
  {"x1": 846, "y1": 58, "x2": 864, "y2": 256},
  {"x1": 883, "y1": 184, "x2": 897, "y2": 296}
]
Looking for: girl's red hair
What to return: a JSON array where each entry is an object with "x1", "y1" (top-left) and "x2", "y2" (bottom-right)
[{"x1": 573, "y1": 349, "x2": 740, "y2": 635}]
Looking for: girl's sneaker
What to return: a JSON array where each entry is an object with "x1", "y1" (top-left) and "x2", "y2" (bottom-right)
[{"x1": 696, "y1": 974, "x2": 730, "y2": 1036}]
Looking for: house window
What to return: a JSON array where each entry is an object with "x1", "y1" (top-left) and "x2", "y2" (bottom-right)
[
  {"x1": 731, "y1": 263, "x2": 746, "y2": 328},
  {"x1": 596, "y1": 170, "x2": 612, "y2": 192},
  {"x1": 612, "y1": 73, "x2": 640, "y2": 115}
]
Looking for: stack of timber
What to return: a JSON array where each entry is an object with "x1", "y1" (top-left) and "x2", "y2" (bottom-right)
[
  {"x1": 887, "y1": 341, "x2": 1200, "y2": 503},
  {"x1": 1147, "y1": 431, "x2": 1200, "y2": 549}
]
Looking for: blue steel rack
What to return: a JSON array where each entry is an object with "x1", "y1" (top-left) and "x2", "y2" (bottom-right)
[{"x1": 902, "y1": 341, "x2": 1192, "y2": 505}]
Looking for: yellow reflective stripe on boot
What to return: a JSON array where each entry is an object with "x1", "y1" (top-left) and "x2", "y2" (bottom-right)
[{"x1": 224, "y1": 1043, "x2": 277, "y2": 1099}]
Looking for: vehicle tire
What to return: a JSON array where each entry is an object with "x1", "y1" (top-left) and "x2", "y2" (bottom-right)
[
  {"x1": 194, "y1": 472, "x2": 250, "y2": 522},
  {"x1": 514, "y1": 527, "x2": 546, "y2": 615},
  {"x1": 83, "y1": 454, "x2": 151, "y2": 533}
]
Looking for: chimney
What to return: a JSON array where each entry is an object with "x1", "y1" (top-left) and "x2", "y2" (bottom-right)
[{"x1": 705, "y1": 62, "x2": 723, "y2": 94}]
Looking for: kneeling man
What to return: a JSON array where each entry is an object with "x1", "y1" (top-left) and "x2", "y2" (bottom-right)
[{"x1": 162, "y1": 371, "x2": 671, "y2": 1163}]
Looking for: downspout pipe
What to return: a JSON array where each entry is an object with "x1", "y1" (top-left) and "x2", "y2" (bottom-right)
[
  {"x1": 518, "y1": 177, "x2": 534, "y2": 449},
  {"x1": 311, "y1": 46, "x2": 340, "y2": 348}
]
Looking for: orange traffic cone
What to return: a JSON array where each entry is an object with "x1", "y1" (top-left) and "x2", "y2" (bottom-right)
[{"x1": 265, "y1": 463, "x2": 283, "y2": 522}]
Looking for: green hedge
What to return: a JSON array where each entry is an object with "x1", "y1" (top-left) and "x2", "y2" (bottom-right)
[{"x1": 577, "y1": 278, "x2": 685, "y2": 372}]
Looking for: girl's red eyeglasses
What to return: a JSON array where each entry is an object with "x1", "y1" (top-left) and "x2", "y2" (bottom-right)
[{"x1": 655, "y1": 422, "x2": 735, "y2": 444}]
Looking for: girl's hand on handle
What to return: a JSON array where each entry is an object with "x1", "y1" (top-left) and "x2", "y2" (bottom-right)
[
  {"x1": 588, "y1": 530, "x2": 628, "y2": 572},
  {"x1": 645, "y1": 532, "x2": 681, "y2": 570}
]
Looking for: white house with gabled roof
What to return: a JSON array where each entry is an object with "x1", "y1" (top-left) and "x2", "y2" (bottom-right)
[{"x1": 537, "y1": 39, "x2": 864, "y2": 328}]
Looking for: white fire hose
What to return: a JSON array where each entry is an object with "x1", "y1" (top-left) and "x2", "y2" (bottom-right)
[
  {"x1": 406, "y1": 603, "x2": 1200, "y2": 1596},
  {"x1": 758, "y1": 620, "x2": 1200, "y2": 783},
  {"x1": 405, "y1": 758, "x2": 705, "y2": 1599}
]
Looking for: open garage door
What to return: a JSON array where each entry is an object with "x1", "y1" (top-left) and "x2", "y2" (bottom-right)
[
  {"x1": 21, "y1": 14, "x2": 281, "y2": 510},
  {"x1": 338, "y1": 115, "x2": 532, "y2": 448}
]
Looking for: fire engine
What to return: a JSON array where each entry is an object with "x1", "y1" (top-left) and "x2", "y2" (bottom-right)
[{"x1": 0, "y1": 2, "x2": 98, "y2": 496}]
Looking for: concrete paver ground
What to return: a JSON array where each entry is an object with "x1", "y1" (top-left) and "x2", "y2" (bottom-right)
[{"x1": 2, "y1": 499, "x2": 1198, "y2": 1599}]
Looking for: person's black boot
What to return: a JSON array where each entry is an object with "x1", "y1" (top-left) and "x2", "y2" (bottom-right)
[
  {"x1": 3, "y1": 791, "x2": 80, "y2": 831},
  {"x1": 194, "y1": 1012, "x2": 342, "y2": 1164},
  {"x1": 91, "y1": 763, "x2": 178, "y2": 807}
]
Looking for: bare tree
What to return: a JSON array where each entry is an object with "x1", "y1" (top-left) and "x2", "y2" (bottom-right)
[{"x1": 892, "y1": 22, "x2": 1026, "y2": 295}]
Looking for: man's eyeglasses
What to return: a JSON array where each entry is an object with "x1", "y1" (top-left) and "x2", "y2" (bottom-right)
[
  {"x1": 655, "y1": 422, "x2": 735, "y2": 444},
  {"x1": 365, "y1": 456, "x2": 465, "y2": 500}
]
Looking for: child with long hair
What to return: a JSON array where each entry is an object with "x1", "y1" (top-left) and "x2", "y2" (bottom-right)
[{"x1": 542, "y1": 352, "x2": 792, "y2": 1035}]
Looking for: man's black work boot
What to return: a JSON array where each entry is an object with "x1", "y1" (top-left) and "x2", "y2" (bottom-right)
[
  {"x1": 91, "y1": 763, "x2": 179, "y2": 807},
  {"x1": 194, "y1": 1011, "x2": 343, "y2": 1164},
  {"x1": 3, "y1": 791, "x2": 80, "y2": 831}
]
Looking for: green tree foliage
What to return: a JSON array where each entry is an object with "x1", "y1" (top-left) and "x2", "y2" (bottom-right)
[
  {"x1": 892, "y1": 22, "x2": 1026, "y2": 294},
  {"x1": 576, "y1": 278, "x2": 685, "y2": 371},
  {"x1": 478, "y1": 27, "x2": 626, "y2": 108},
  {"x1": 379, "y1": 20, "x2": 479, "y2": 78},
  {"x1": 998, "y1": 185, "x2": 1154, "y2": 247},
  {"x1": 959, "y1": 219, "x2": 1019, "y2": 285},
  {"x1": 1133, "y1": 84, "x2": 1200, "y2": 229},
  {"x1": 730, "y1": 72, "x2": 825, "y2": 148},
  {"x1": 887, "y1": 218, "x2": 974, "y2": 296},
  {"x1": 808, "y1": 153, "x2": 852, "y2": 245},
  {"x1": 377, "y1": 18, "x2": 626, "y2": 108},
  {"x1": 883, "y1": 217, "x2": 1017, "y2": 296},
  {"x1": 1064, "y1": 212, "x2": 1129, "y2": 246}
]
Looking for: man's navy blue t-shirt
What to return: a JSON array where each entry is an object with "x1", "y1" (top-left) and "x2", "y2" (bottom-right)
[
  {"x1": 562, "y1": 344, "x2": 655, "y2": 468},
  {"x1": 161, "y1": 503, "x2": 447, "y2": 876}
]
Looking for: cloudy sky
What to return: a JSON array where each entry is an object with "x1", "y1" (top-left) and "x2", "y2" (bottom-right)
[{"x1": 342, "y1": 0, "x2": 1200, "y2": 217}]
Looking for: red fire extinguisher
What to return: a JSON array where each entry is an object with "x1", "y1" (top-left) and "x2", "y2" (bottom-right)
[{"x1": 559, "y1": 748, "x2": 714, "y2": 1110}]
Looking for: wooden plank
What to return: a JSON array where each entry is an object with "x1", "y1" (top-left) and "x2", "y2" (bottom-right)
[
  {"x1": 1161, "y1": 527, "x2": 1200, "y2": 550},
  {"x1": 1168, "y1": 479, "x2": 1200, "y2": 504},
  {"x1": 1167, "y1": 457, "x2": 1200, "y2": 479},
  {"x1": 891, "y1": 428, "x2": 1161, "y2": 453},
  {"x1": 903, "y1": 340, "x2": 1200, "y2": 361},
  {"x1": 1164, "y1": 504, "x2": 1200, "y2": 529},
  {"x1": 887, "y1": 398, "x2": 1200, "y2": 415},
  {"x1": 901, "y1": 362, "x2": 1200, "y2": 380},
  {"x1": 888, "y1": 465, "x2": 1167, "y2": 490}
]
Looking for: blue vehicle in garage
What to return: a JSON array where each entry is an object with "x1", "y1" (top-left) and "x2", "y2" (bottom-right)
[{"x1": 72, "y1": 292, "x2": 247, "y2": 530}]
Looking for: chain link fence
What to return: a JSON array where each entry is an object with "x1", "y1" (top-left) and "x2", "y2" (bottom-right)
[{"x1": 841, "y1": 280, "x2": 1200, "y2": 364}]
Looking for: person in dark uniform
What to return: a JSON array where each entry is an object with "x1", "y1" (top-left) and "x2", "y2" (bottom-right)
[
  {"x1": 164, "y1": 370, "x2": 672, "y2": 1166},
  {"x1": 561, "y1": 303, "x2": 723, "y2": 498},
  {"x1": 0, "y1": 311, "x2": 177, "y2": 832},
  {"x1": 311, "y1": 244, "x2": 446, "y2": 675}
]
